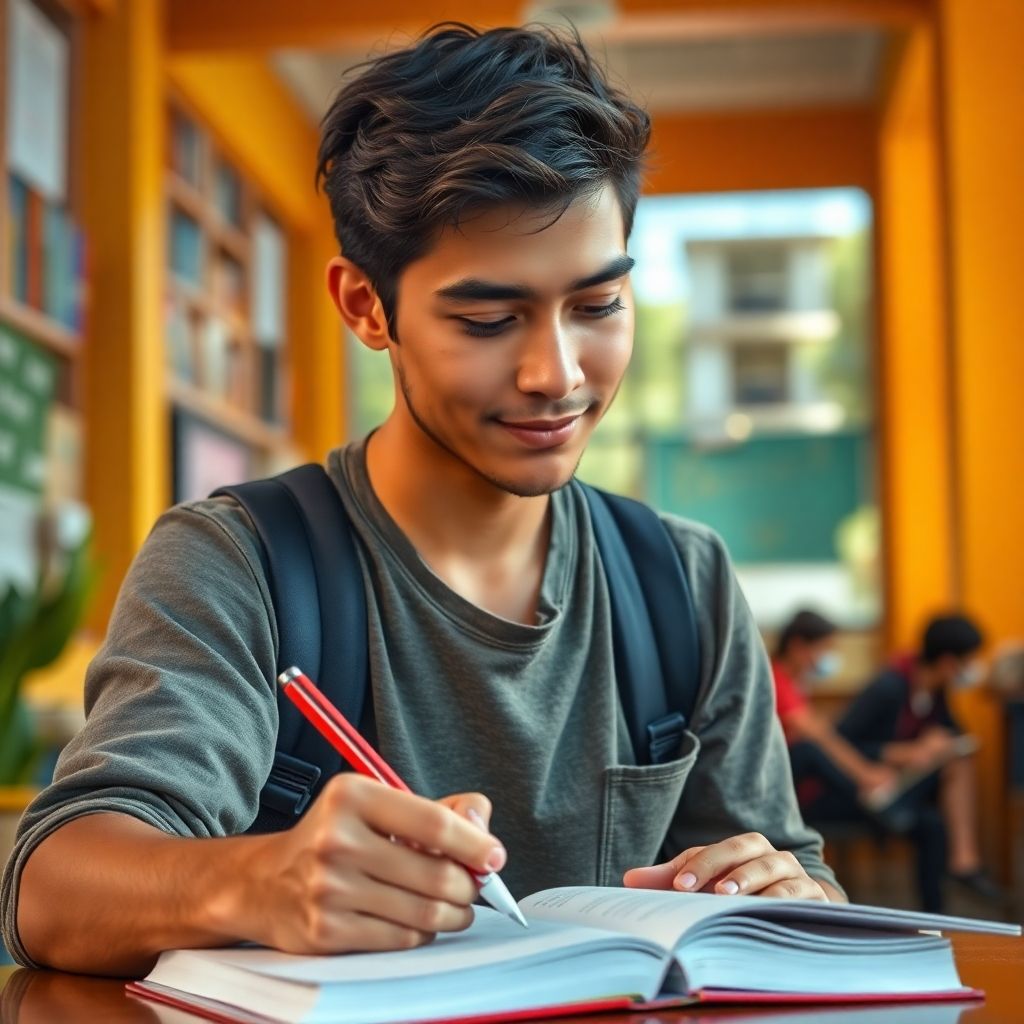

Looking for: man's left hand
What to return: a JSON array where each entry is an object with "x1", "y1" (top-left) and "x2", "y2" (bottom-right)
[{"x1": 623, "y1": 832, "x2": 837, "y2": 901}]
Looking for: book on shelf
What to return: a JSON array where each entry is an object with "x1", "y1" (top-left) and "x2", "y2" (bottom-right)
[
  {"x1": 6, "y1": 175, "x2": 29, "y2": 301},
  {"x1": 165, "y1": 297, "x2": 195, "y2": 383},
  {"x1": 5, "y1": 173, "x2": 86, "y2": 333},
  {"x1": 126, "y1": 884, "x2": 1020, "y2": 1024}
]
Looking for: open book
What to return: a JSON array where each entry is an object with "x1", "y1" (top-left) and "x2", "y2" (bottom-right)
[
  {"x1": 127, "y1": 885, "x2": 1020, "y2": 1024},
  {"x1": 863, "y1": 735, "x2": 980, "y2": 811}
]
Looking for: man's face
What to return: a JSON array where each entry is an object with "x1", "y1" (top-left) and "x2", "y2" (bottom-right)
[{"x1": 385, "y1": 183, "x2": 634, "y2": 497}]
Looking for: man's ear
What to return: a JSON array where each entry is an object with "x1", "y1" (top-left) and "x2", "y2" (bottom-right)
[{"x1": 326, "y1": 256, "x2": 392, "y2": 351}]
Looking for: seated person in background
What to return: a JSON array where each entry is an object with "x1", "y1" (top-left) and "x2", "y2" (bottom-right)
[
  {"x1": 771, "y1": 610, "x2": 898, "y2": 813},
  {"x1": 838, "y1": 613, "x2": 1003, "y2": 908}
]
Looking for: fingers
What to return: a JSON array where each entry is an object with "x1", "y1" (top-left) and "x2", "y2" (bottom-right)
[
  {"x1": 712, "y1": 848, "x2": 809, "y2": 896},
  {"x1": 671, "y1": 833, "x2": 775, "y2": 893},
  {"x1": 355, "y1": 831, "x2": 480, "y2": 907},
  {"x1": 278, "y1": 905, "x2": 435, "y2": 956},
  {"x1": 327, "y1": 776, "x2": 506, "y2": 875},
  {"x1": 441, "y1": 793, "x2": 493, "y2": 832},
  {"x1": 623, "y1": 847, "x2": 707, "y2": 890},
  {"x1": 344, "y1": 872, "x2": 476, "y2": 934},
  {"x1": 667, "y1": 834, "x2": 827, "y2": 900},
  {"x1": 758, "y1": 877, "x2": 830, "y2": 901}
]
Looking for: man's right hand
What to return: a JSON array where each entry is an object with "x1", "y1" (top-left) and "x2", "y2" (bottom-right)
[
  {"x1": 17, "y1": 781, "x2": 505, "y2": 975},
  {"x1": 226, "y1": 775, "x2": 506, "y2": 955}
]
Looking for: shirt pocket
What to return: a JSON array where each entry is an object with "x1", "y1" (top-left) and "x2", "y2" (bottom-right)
[{"x1": 597, "y1": 730, "x2": 700, "y2": 887}]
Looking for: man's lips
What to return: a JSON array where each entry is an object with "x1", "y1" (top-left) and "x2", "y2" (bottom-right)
[
  {"x1": 496, "y1": 415, "x2": 581, "y2": 431},
  {"x1": 494, "y1": 414, "x2": 584, "y2": 449}
]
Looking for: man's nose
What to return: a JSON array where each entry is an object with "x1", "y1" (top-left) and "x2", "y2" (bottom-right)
[{"x1": 515, "y1": 320, "x2": 585, "y2": 400}]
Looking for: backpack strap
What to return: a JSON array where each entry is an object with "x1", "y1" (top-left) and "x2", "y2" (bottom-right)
[
  {"x1": 214, "y1": 464, "x2": 369, "y2": 831},
  {"x1": 580, "y1": 482, "x2": 702, "y2": 765}
]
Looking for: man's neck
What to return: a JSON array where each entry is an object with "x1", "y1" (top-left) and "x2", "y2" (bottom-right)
[{"x1": 363, "y1": 418, "x2": 553, "y2": 623}]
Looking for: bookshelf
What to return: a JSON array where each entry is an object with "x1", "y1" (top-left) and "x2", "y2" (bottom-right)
[
  {"x1": 0, "y1": 0, "x2": 86, "y2": 411},
  {"x1": 0, "y1": 0, "x2": 87, "y2": 545},
  {"x1": 164, "y1": 101, "x2": 292, "y2": 501}
]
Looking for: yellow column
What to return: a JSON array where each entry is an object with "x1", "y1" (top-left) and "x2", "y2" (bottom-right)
[
  {"x1": 876, "y1": 26, "x2": 955, "y2": 650},
  {"x1": 289, "y1": 214, "x2": 347, "y2": 461},
  {"x1": 938, "y1": 0, "x2": 1024, "y2": 875},
  {"x1": 81, "y1": 0, "x2": 169, "y2": 629},
  {"x1": 940, "y1": 0, "x2": 1024, "y2": 642}
]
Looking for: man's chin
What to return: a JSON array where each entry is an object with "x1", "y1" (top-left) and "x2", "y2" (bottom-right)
[{"x1": 479, "y1": 454, "x2": 582, "y2": 498}]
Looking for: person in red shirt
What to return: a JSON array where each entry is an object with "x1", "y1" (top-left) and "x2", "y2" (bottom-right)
[{"x1": 771, "y1": 610, "x2": 897, "y2": 808}]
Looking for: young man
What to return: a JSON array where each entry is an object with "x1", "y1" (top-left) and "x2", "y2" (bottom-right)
[
  {"x1": 1, "y1": 24, "x2": 841, "y2": 977},
  {"x1": 771, "y1": 609, "x2": 897, "y2": 810},
  {"x1": 839, "y1": 613, "x2": 1003, "y2": 909}
]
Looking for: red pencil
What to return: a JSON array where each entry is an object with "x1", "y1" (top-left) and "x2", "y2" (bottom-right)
[{"x1": 277, "y1": 666, "x2": 528, "y2": 928}]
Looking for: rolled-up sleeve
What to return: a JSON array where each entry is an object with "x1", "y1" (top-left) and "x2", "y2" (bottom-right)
[
  {"x1": 1, "y1": 499, "x2": 280, "y2": 965},
  {"x1": 660, "y1": 516, "x2": 842, "y2": 895}
]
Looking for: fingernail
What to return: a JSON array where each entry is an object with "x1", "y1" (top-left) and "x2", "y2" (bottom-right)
[
  {"x1": 676, "y1": 872, "x2": 697, "y2": 890},
  {"x1": 466, "y1": 808, "x2": 487, "y2": 830},
  {"x1": 720, "y1": 880, "x2": 740, "y2": 895},
  {"x1": 485, "y1": 845, "x2": 506, "y2": 872}
]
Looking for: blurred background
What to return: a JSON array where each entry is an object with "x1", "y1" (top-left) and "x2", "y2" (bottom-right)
[{"x1": 0, "y1": 0, "x2": 1021, "y2": 935}]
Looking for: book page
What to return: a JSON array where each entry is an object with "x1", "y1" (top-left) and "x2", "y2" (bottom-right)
[
  {"x1": 520, "y1": 886, "x2": 748, "y2": 949},
  {"x1": 520, "y1": 886, "x2": 1021, "y2": 949},
  {"x1": 190, "y1": 908, "x2": 654, "y2": 983}
]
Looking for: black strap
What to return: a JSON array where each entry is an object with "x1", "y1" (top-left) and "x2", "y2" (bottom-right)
[
  {"x1": 581, "y1": 483, "x2": 701, "y2": 764},
  {"x1": 214, "y1": 465, "x2": 369, "y2": 825}
]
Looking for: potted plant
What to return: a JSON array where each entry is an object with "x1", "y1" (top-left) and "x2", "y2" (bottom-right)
[{"x1": 0, "y1": 502, "x2": 97, "y2": 852}]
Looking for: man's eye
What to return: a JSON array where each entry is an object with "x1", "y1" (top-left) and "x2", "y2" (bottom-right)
[
  {"x1": 580, "y1": 297, "x2": 626, "y2": 318},
  {"x1": 459, "y1": 316, "x2": 515, "y2": 337}
]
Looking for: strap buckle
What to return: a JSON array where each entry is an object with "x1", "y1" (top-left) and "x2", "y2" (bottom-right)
[
  {"x1": 259, "y1": 751, "x2": 322, "y2": 817},
  {"x1": 647, "y1": 711, "x2": 686, "y2": 765}
]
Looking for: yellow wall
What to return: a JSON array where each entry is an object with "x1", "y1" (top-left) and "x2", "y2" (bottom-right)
[
  {"x1": 648, "y1": 107, "x2": 876, "y2": 196},
  {"x1": 939, "y1": 0, "x2": 1024, "y2": 874},
  {"x1": 81, "y1": 0, "x2": 168, "y2": 630},
  {"x1": 940, "y1": 0, "x2": 1024, "y2": 643},
  {"x1": 876, "y1": 26, "x2": 955, "y2": 652},
  {"x1": 877, "y1": 1, "x2": 1024, "y2": 872}
]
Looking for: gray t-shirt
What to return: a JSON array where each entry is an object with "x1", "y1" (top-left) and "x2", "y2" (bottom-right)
[{"x1": 1, "y1": 441, "x2": 837, "y2": 966}]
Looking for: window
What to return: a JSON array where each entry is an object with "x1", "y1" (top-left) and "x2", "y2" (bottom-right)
[
  {"x1": 733, "y1": 342, "x2": 789, "y2": 404},
  {"x1": 727, "y1": 245, "x2": 788, "y2": 312},
  {"x1": 580, "y1": 189, "x2": 878, "y2": 629}
]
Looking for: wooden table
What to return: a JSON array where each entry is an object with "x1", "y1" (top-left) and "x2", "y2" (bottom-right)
[{"x1": 1, "y1": 935, "x2": 1021, "y2": 1022}]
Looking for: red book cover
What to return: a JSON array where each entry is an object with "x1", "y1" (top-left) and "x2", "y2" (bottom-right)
[
  {"x1": 126, "y1": 980, "x2": 982, "y2": 1024},
  {"x1": 25, "y1": 185, "x2": 44, "y2": 310}
]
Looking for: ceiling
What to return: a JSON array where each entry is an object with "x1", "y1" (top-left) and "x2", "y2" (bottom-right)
[{"x1": 273, "y1": 24, "x2": 887, "y2": 123}]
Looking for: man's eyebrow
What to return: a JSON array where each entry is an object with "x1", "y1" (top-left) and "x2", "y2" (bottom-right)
[{"x1": 435, "y1": 254, "x2": 636, "y2": 303}]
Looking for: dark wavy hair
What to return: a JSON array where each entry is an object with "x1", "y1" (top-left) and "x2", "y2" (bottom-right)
[{"x1": 316, "y1": 22, "x2": 651, "y2": 332}]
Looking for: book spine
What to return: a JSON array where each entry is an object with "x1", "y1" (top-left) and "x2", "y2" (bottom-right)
[
  {"x1": 8, "y1": 175, "x2": 29, "y2": 304},
  {"x1": 26, "y1": 186, "x2": 44, "y2": 310}
]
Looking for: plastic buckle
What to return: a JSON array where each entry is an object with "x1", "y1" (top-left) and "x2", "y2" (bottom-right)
[
  {"x1": 646, "y1": 711, "x2": 686, "y2": 765},
  {"x1": 259, "y1": 751, "x2": 322, "y2": 816}
]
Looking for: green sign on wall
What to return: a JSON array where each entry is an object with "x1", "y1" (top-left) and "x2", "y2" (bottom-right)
[
  {"x1": 648, "y1": 430, "x2": 873, "y2": 564},
  {"x1": 0, "y1": 325, "x2": 56, "y2": 495}
]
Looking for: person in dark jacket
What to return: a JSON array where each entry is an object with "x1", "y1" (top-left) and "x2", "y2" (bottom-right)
[{"x1": 839, "y1": 613, "x2": 1003, "y2": 911}]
